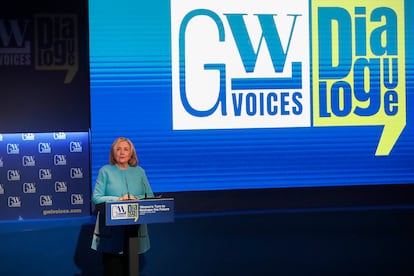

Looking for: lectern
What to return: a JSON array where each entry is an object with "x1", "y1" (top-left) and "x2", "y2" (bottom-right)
[{"x1": 96, "y1": 198, "x2": 174, "y2": 276}]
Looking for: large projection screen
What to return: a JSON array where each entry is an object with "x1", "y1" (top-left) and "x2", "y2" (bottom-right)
[{"x1": 89, "y1": 0, "x2": 414, "y2": 209}]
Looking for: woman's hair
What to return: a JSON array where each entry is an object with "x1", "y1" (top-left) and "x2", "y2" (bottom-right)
[{"x1": 109, "y1": 137, "x2": 138, "y2": 167}]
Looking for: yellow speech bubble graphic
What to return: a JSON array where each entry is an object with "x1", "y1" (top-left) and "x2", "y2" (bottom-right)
[
  {"x1": 312, "y1": 0, "x2": 406, "y2": 156},
  {"x1": 128, "y1": 203, "x2": 139, "y2": 222}
]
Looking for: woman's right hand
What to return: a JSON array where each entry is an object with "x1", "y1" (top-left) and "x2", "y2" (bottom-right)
[{"x1": 119, "y1": 194, "x2": 137, "y2": 200}]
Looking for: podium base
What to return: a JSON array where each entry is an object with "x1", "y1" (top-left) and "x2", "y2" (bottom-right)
[{"x1": 124, "y1": 225, "x2": 140, "y2": 276}]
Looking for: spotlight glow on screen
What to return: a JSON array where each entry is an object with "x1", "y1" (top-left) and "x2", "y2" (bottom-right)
[{"x1": 89, "y1": 0, "x2": 414, "y2": 192}]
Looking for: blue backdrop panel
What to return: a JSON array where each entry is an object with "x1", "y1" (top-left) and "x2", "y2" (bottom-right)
[
  {"x1": 89, "y1": 0, "x2": 414, "y2": 193},
  {"x1": 0, "y1": 132, "x2": 90, "y2": 220}
]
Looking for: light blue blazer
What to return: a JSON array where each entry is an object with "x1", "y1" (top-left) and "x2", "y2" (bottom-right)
[{"x1": 91, "y1": 164, "x2": 154, "y2": 254}]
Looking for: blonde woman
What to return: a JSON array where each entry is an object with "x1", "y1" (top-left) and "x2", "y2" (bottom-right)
[{"x1": 92, "y1": 137, "x2": 154, "y2": 276}]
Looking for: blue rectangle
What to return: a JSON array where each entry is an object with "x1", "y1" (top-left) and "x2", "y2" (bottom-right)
[{"x1": 105, "y1": 198, "x2": 175, "y2": 226}]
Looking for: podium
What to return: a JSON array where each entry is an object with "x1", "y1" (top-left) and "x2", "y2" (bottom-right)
[{"x1": 96, "y1": 198, "x2": 174, "y2": 276}]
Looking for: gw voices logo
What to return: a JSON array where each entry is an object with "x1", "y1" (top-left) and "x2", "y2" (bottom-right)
[
  {"x1": 22, "y1": 155, "x2": 36, "y2": 167},
  {"x1": 23, "y1": 182, "x2": 36, "y2": 194},
  {"x1": 22, "y1": 133, "x2": 35, "y2": 141},
  {"x1": 171, "y1": 0, "x2": 310, "y2": 130},
  {"x1": 7, "y1": 143, "x2": 19, "y2": 154},
  {"x1": 54, "y1": 154, "x2": 67, "y2": 166},
  {"x1": 0, "y1": 19, "x2": 31, "y2": 66},
  {"x1": 70, "y1": 141, "x2": 82, "y2": 152},
  {"x1": 40, "y1": 195, "x2": 53, "y2": 206},
  {"x1": 55, "y1": 181, "x2": 68, "y2": 192},
  {"x1": 8, "y1": 196, "x2": 21, "y2": 207},
  {"x1": 38, "y1": 142, "x2": 51, "y2": 153},
  {"x1": 71, "y1": 194, "x2": 84, "y2": 205}
]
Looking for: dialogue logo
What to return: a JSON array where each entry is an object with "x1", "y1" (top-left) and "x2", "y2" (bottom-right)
[
  {"x1": 34, "y1": 14, "x2": 78, "y2": 83},
  {"x1": 171, "y1": 0, "x2": 310, "y2": 129},
  {"x1": 311, "y1": 0, "x2": 406, "y2": 155}
]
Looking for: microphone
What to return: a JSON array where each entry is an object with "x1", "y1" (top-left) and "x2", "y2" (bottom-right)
[
  {"x1": 125, "y1": 177, "x2": 130, "y2": 200},
  {"x1": 142, "y1": 178, "x2": 148, "y2": 199}
]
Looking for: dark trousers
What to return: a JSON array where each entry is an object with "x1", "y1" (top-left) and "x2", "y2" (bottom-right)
[{"x1": 102, "y1": 253, "x2": 146, "y2": 276}]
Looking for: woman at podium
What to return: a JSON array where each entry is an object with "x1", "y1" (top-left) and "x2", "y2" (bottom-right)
[{"x1": 91, "y1": 137, "x2": 154, "y2": 276}]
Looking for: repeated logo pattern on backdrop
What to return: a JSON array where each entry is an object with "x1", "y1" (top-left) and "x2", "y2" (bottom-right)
[
  {"x1": 171, "y1": 0, "x2": 405, "y2": 156},
  {"x1": 0, "y1": 132, "x2": 90, "y2": 220}
]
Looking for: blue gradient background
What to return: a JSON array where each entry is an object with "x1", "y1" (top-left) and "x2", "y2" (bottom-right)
[{"x1": 89, "y1": 0, "x2": 414, "y2": 192}]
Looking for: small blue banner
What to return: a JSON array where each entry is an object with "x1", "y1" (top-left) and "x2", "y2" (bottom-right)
[
  {"x1": 0, "y1": 132, "x2": 90, "y2": 221},
  {"x1": 104, "y1": 198, "x2": 175, "y2": 226}
]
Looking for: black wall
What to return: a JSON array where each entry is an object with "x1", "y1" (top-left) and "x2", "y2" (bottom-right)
[{"x1": 0, "y1": 0, "x2": 90, "y2": 132}]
